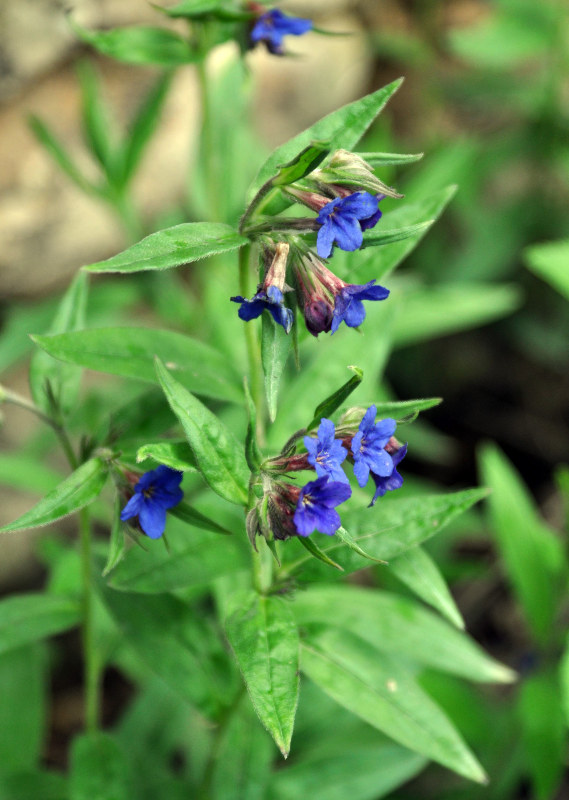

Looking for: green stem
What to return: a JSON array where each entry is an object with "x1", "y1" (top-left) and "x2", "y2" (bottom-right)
[
  {"x1": 239, "y1": 245, "x2": 265, "y2": 443},
  {"x1": 79, "y1": 507, "x2": 100, "y2": 733},
  {"x1": 195, "y1": 29, "x2": 219, "y2": 220},
  {"x1": 111, "y1": 188, "x2": 144, "y2": 244}
]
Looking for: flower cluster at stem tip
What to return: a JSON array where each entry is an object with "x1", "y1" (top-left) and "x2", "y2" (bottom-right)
[{"x1": 120, "y1": 465, "x2": 183, "y2": 539}]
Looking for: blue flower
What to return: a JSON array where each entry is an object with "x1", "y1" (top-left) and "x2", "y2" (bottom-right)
[
  {"x1": 316, "y1": 192, "x2": 381, "y2": 258},
  {"x1": 293, "y1": 476, "x2": 352, "y2": 537},
  {"x1": 250, "y1": 8, "x2": 312, "y2": 55},
  {"x1": 369, "y1": 444, "x2": 407, "y2": 506},
  {"x1": 304, "y1": 418, "x2": 349, "y2": 484},
  {"x1": 120, "y1": 466, "x2": 183, "y2": 539},
  {"x1": 231, "y1": 285, "x2": 293, "y2": 333},
  {"x1": 351, "y1": 406, "x2": 396, "y2": 488},
  {"x1": 331, "y1": 280, "x2": 390, "y2": 333}
]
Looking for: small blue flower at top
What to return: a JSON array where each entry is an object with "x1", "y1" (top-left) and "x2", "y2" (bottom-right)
[
  {"x1": 331, "y1": 280, "x2": 390, "y2": 334},
  {"x1": 120, "y1": 465, "x2": 183, "y2": 539},
  {"x1": 293, "y1": 475, "x2": 352, "y2": 536},
  {"x1": 231, "y1": 285, "x2": 293, "y2": 333},
  {"x1": 304, "y1": 418, "x2": 349, "y2": 484},
  {"x1": 351, "y1": 406, "x2": 396, "y2": 489},
  {"x1": 316, "y1": 192, "x2": 382, "y2": 258},
  {"x1": 250, "y1": 8, "x2": 313, "y2": 55},
  {"x1": 369, "y1": 443, "x2": 407, "y2": 506}
]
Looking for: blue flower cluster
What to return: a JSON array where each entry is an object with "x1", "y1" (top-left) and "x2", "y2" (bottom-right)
[
  {"x1": 250, "y1": 8, "x2": 312, "y2": 55},
  {"x1": 231, "y1": 285, "x2": 293, "y2": 333},
  {"x1": 120, "y1": 465, "x2": 183, "y2": 539},
  {"x1": 316, "y1": 192, "x2": 382, "y2": 259}
]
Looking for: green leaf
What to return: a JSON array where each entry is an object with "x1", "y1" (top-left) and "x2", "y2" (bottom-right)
[
  {"x1": 372, "y1": 396, "x2": 442, "y2": 422},
  {"x1": 170, "y1": 501, "x2": 233, "y2": 535},
  {"x1": 70, "y1": 733, "x2": 129, "y2": 800},
  {"x1": 272, "y1": 141, "x2": 330, "y2": 186},
  {"x1": 109, "y1": 522, "x2": 246, "y2": 593},
  {"x1": 28, "y1": 115, "x2": 102, "y2": 197},
  {"x1": 286, "y1": 488, "x2": 489, "y2": 580},
  {"x1": 155, "y1": 359, "x2": 249, "y2": 505},
  {"x1": 294, "y1": 585, "x2": 514, "y2": 683},
  {"x1": 0, "y1": 771, "x2": 68, "y2": 800},
  {"x1": 29, "y1": 271, "x2": 88, "y2": 418},
  {"x1": 102, "y1": 497, "x2": 126, "y2": 577},
  {"x1": 70, "y1": 20, "x2": 196, "y2": 66},
  {"x1": 244, "y1": 378, "x2": 262, "y2": 472},
  {"x1": 391, "y1": 283, "x2": 522, "y2": 347},
  {"x1": 479, "y1": 443, "x2": 565, "y2": 645},
  {"x1": 389, "y1": 546, "x2": 465, "y2": 629},
  {"x1": 348, "y1": 185, "x2": 456, "y2": 283},
  {"x1": 358, "y1": 151, "x2": 424, "y2": 167},
  {"x1": 211, "y1": 693, "x2": 274, "y2": 800},
  {"x1": 307, "y1": 366, "x2": 363, "y2": 431},
  {"x1": 32, "y1": 327, "x2": 242, "y2": 404},
  {"x1": 297, "y1": 536, "x2": 344, "y2": 572},
  {"x1": 0, "y1": 458, "x2": 108, "y2": 534},
  {"x1": 83, "y1": 222, "x2": 249, "y2": 273},
  {"x1": 248, "y1": 79, "x2": 403, "y2": 202},
  {"x1": 0, "y1": 645, "x2": 47, "y2": 775},
  {"x1": 361, "y1": 220, "x2": 434, "y2": 249},
  {"x1": 261, "y1": 313, "x2": 292, "y2": 423},
  {"x1": 519, "y1": 670, "x2": 566, "y2": 800},
  {"x1": 335, "y1": 526, "x2": 386, "y2": 565},
  {"x1": 76, "y1": 60, "x2": 116, "y2": 178},
  {"x1": 524, "y1": 239, "x2": 569, "y2": 301},
  {"x1": 120, "y1": 71, "x2": 173, "y2": 185},
  {"x1": 136, "y1": 440, "x2": 198, "y2": 472},
  {"x1": 300, "y1": 629, "x2": 487, "y2": 783},
  {"x1": 225, "y1": 591, "x2": 300, "y2": 757},
  {"x1": 0, "y1": 594, "x2": 80, "y2": 654}
]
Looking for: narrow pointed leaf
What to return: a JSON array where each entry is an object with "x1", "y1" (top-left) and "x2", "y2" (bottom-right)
[
  {"x1": 102, "y1": 497, "x2": 127, "y2": 577},
  {"x1": 301, "y1": 629, "x2": 487, "y2": 783},
  {"x1": 358, "y1": 151, "x2": 424, "y2": 166},
  {"x1": 307, "y1": 366, "x2": 363, "y2": 431},
  {"x1": 335, "y1": 526, "x2": 386, "y2": 564},
  {"x1": 372, "y1": 397, "x2": 442, "y2": 421},
  {"x1": 297, "y1": 535, "x2": 344, "y2": 571},
  {"x1": 244, "y1": 378, "x2": 262, "y2": 472},
  {"x1": 225, "y1": 591, "x2": 300, "y2": 757},
  {"x1": 0, "y1": 594, "x2": 80, "y2": 654},
  {"x1": 77, "y1": 60, "x2": 116, "y2": 176},
  {"x1": 170, "y1": 501, "x2": 232, "y2": 535},
  {"x1": 70, "y1": 20, "x2": 196, "y2": 66},
  {"x1": 362, "y1": 220, "x2": 434, "y2": 249},
  {"x1": 272, "y1": 141, "x2": 330, "y2": 186},
  {"x1": 0, "y1": 458, "x2": 108, "y2": 534},
  {"x1": 83, "y1": 222, "x2": 249, "y2": 273},
  {"x1": 156, "y1": 359, "x2": 249, "y2": 505},
  {"x1": 32, "y1": 327, "x2": 242, "y2": 403},
  {"x1": 137, "y1": 440, "x2": 198, "y2": 472},
  {"x1": 262, "y1": 313, "x2": 292, "y2": 422}
]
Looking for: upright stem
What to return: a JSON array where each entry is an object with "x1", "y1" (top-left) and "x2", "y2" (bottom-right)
[
  {"x1": 239, "y1": 245, "x2": 265, "y2": 443},
  {"x1": 79, "y1": 507, "x2": 99, "y2": 733}
]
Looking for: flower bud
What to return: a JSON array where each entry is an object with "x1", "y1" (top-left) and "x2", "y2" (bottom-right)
[
  {"x1": 304, "y1": 298, "x2": 334, "y2": 336},
  {"x1": 314, "y1": 149, "x2": 403, "y2": 199}
]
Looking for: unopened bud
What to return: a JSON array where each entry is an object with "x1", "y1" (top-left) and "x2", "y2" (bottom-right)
[{"x1": 304, "y1": 298, "x2": 333, "y2": 336}]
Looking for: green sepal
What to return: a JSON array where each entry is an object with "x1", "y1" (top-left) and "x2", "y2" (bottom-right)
[
  {"x1": 358, "y1": 151, "x2": 424, "y2": 167},
  {"x1": 272, "y1": 141, "x2": 331, "y2": 187}
]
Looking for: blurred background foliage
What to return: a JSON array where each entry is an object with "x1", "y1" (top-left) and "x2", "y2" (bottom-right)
[{"x1": 0, "y1": 0, "x2": 568, "y2": 798}]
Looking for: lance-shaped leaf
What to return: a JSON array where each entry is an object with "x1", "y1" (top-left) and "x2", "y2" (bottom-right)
[
  {"x1": 300, "y1": 629, "x2": 487, "y2": 784},
  {"x1": 77, "y1": 60, "x2": 116, "y2": 177},
  {"x1": 334, "y1": 526, "x2": 386, "y2": 565},
  {"x1": 102, "y1": 497, "x2": 126, "y2": 577},
  {"x1": 225, "y1": 591, "x2": 300, "y2": 757},
  {"x1": 285, "y1": 488, "x2": 489, "y2": 580},
  {"x1": 272, "y1": 141, "x2": 330, "y2": 187},
  {"x1": 248, "y1": 79, "x2": 403, "y2": 202},
  {"x1": 0, "y1": 594, "x2": 80, "y2": 655},
  {"x1": 372, "y1": 396, "x2": 442, "y2": 422},
  {"x1": 361, "y1": 220, "x2": 434, "y2": 249},
  {"x1": 32, "y1": 327, "x2": 242, "y2": 404},
  {"x1": 293, "y1": 586, "x2": 514, "y2": 684},
  {"x1": 83, "y1": 222, "x2": 249, "y2": 273},
  {"x1": 244, "y1": 378, "x2": 262, "y2": 472},
  {"x1": 137, "y1": 440, "x2": 198, "y2": 472},
  {"x1": 262, "y1": 313, "x2": 292, "y2": 422},
  {"x1": 170, "y1": 501, "x2": 232, "y2": 535},
  {"x1": 156, "y1": 359, "x2": 249, "y2": 505},
  {"x1": 297, "y1": 536, "x2": 343, "y2": 572},
  {"x1": 70, "y1": 19, "x2": 197, "y2": 66},
  {"x1": 306, "y1": 366, "x2": 363, "y2": 431},
  {"x1": 29, "y1": 271, "x2": 88, "y2": 417},
  {"x1": 0, "y1": 458, "x2": 108, "y2": 534},
  {"x1": 358, "y1": 151, "x2": 424, "y2": 167},
  {"x1": 70, "y1": 733, "x2": 130, "y2": 800}
]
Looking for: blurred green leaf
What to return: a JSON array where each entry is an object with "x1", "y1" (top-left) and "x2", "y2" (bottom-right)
[
  {"x1": 389, "y1": 545, "x2": 465, "y2": 629},
  {"x1": 83, "y1": 223, "x2": 249, "y2": 273},
  {"x1": 479, "y1": 443, "x2": 565, "y2": 645},
  {"x1": 71, "y1": 20, "x2": 196, "y2": 66},
  {"x1": 225, "y1": 591, "x2": 299, "y2": 757},
  {"x1": 32, "y1": 327, "x2": 242, "y2": 404},
  {"x1": 156, "y1": 359, "x2": 249, "y2": 505},
  {"x1": 249, "y1": 79, "x2": 403, "y2": 201},
  {"x1": 524, "y1": 239, "x2": 569, "y2": 302},
  {"x1": 0, "y1": 454, "x2": 63, "y2": 494},
  {"x1": 0, "y1": 771, "x2": 67, "y2": 800},
  {"x1": 0, "y1": 645, "x2": 47, "y2": 775},
  {"x1": 391, "y1": 283, "x2": 522, "y2": 347},
  {"x1": 70, "y1": 732, "x2": 129, "y2": 800},
  {"x1": 0, "y1": 458, "x2": 108, "y2": 534},
  {"x1": 76, "y1": 61, "x2": 117, "y2": 179},
  {"x1": 262, "y1": 314, "x2": 292, "y2": 423},
  {"x1": 301, "y1": 628, "x2": 487, "y2": 783},
  {"x1": 294, "y1": 585, "x2": 513, "y2": 683},
  {"x1": 29, "y1": 272, "x2": 88, "y2": 418},
  {"x1": 0, "y1": 595, "x2": 80, "y2": 654}
]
